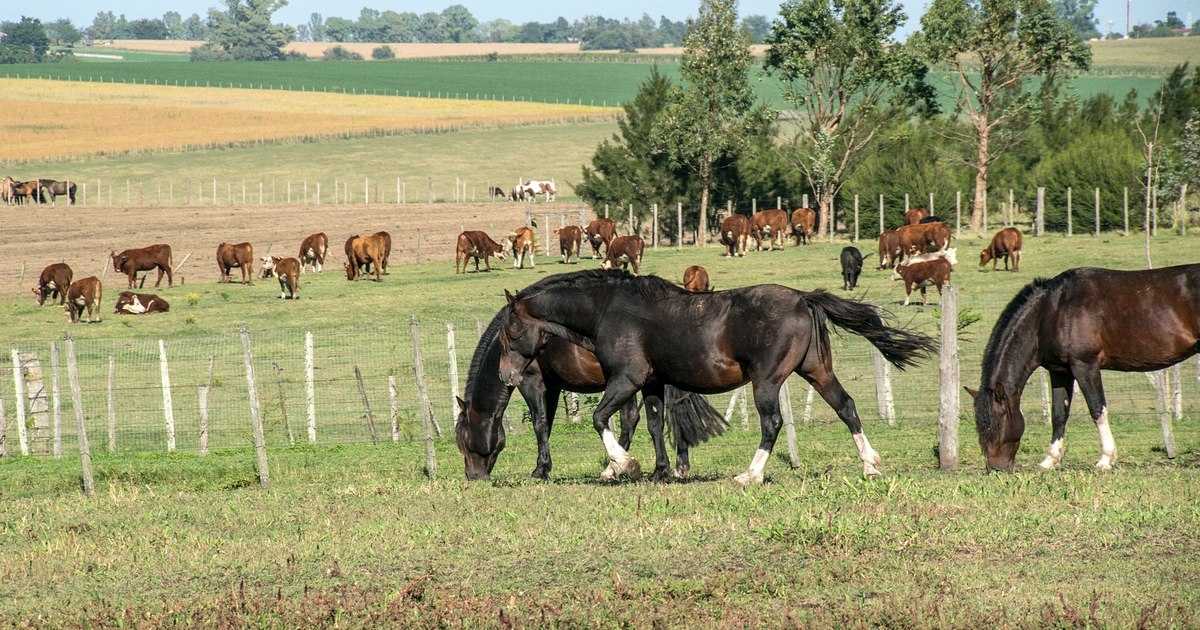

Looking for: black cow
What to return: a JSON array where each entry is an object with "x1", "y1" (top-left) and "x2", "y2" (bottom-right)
[{"x1": 840, "y1": 246, "x2": 870, "y2": 291}]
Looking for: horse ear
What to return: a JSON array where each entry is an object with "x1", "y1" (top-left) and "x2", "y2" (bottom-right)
[
  {"x1": 504, "y1": 289, "x2": 516, "y2": 305},
  {"x1": 963, "y1": 387, "x2": 978, "y2": 399},
  {"x1": 456, "y1": 396, "x2": 466, "y2": 409}
]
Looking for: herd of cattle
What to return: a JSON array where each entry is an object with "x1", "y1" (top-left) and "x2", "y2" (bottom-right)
[
  {"x1": 2, "y1": 176, "x2": 77, "y2": 205},
  {"x1": 25, "y1": 202, "x2": 1025, "y2": 324}
]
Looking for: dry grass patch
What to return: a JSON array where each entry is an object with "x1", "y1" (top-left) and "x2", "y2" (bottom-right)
[{"x1": 0, "y1": 79, "x2": 614, "y2": 161}]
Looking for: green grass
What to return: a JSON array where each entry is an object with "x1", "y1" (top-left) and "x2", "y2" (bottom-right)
[
  {"x1": 1, "y1": 231, "x2": 1198, "y2": 624},
  {"x1": 4, "y1": 122, "x2": 616, "y2": 201},
  {"x1": 1, "y1": 59, "x2": 1168, "y2": 111}
]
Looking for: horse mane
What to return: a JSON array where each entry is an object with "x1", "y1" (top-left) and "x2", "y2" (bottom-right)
[
  {"x1": 515, "y1": 269, "x2": 688, "y2": 302},
  {"x1": 465, "y1": 306, "x2": 508, "y2": 395}
]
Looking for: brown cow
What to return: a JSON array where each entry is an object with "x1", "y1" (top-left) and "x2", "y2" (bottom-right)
[
  {"x1": 791, "y1": 208, "x2": 816, "y2": 245},
  {"x1": 114, "y1": 291, "x2": 169, "y2": 314},
  {"x1": 455, "y1": 231, "x2": 507, "y2": 274},
  {"x1": 509, "y1": 226, "x2": 536, "y2": 269},
  {"x1": 344, "y1": 234, "x2": 386, "y2": 281},
  {"x1": 904, "y1": 208, "x2": 930, "y2": 225},
  {"x1": 556, "y1": 225, "x2": 582, "y2": 264},
  {"x1": 877, "y1": 230, "x2": 902, "y2": 269},
  {"x1": 111, "y1": 244, "x2": 173, "y2": 289},
  {"x1": 298, "y1": 232, "x2": 328, "y2": 273},
  {"x1": 719, "y1": 214, "x2": 751, "y2": 257},
  {"x1": 32, "y1": 263, "x2": 73, "y2": 306},
  {"x1": 601, "y1": 235, "x2": 645, "y2": 275},
  {"x1": 216, "y1": 242, "x2": 254, "y2": 284},
  {"x1": 682, "y1": 265, "x2": 710, "y2": 292},
  {"x1": 751, "y1": 209, "x2": 790, "y2": 251},
  {"x1": 980, "y1": 227, "x2": 1023, "y2": 272},
  {"x1": 585, "y1": 218, "x2": 617, "y2": 259},
  {"x1": 895, "y1": 257, "x2": 951, "y2": 306},
  {"x1": 64, "y1": 277, "x2": 102, "y2": 323},
  {"x1": 262, "y1": 256, "x2": 301, "y2": 299},
  {"x1": 373, "y1": 231, "x2": 392, "y2": 275},
  {"x1": 896, "y1": 222, "x2": 951, "y2": 258}
]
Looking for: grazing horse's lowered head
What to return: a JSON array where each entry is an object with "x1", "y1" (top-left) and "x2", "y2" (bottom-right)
[{"x1": 455, "y1": 394, "x2": 506, "y2": 480}]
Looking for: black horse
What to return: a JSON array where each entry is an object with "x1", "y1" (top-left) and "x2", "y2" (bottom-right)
[
  {"x1": 970, "y1": 265, "x2": 1200, "y2": 471},
  {"x1": 456, "y1": 305, "x2": 727, "y2": 481},
  {"x1": 498, "y1": 270, "x2": 935, "y2": 485}
]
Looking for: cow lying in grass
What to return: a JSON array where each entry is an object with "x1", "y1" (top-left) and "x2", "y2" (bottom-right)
[{"x1": 114, "y1": 291, "x2": 169, "y2": 314}]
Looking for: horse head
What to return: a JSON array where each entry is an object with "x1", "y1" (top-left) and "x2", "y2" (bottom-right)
[
  {"x1": 498, "y1": 290, "x2": 595, "y2": 387},
  {"x1": 965, "y1": 384, "x2": 1024, "y2": 472},
  {"x1": 455, "y1": 394, "x2": 506, "y2": 481}
]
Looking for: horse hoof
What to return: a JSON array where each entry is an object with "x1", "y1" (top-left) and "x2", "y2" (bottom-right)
[
  {"x1": 672, "y1": 465, "x2": 689, "y2": 480},
  {"x1": 530, "y1": 468, "x2": 550, "y2": 480},
  {"x1": 1038, "y1": 457, "x2": 1059, "y2": 471},
  {"x1": 733, "y1": 471, "x2": 763, "y2": 487},
  {"x1": 649, "y1": 468, "x2": 672, "y2": 483},
  {"x1": 863, "y1": 462, "x2": 883, "y2": 478},
  {"x1": 1095, "y1": 457, "x2": 1115, "y2": 472}
]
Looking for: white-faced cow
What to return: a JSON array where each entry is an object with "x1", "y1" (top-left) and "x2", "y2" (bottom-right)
[
  {"x1": 750, "y1": 209, "x2": 790, "y2": 251},
  {"x1": 111, "y1": 245, "x2": 173, "y2": 289},
  {"x1": 455, "y1": 231, "x2": 507, "y2": 274},
  {"x1": 114, "y1": 291, "x2": 169, "y2": 315},
  {"x1": 65, "y1": 277, "x2": 102, "y2": 323},
  {"x1": 216, "y1": 242, "x2": 254, "y2": 284},
  {"x1": 298, "y1": 232, "x2": 328, "y2": 273},
  {"x1": 601, "y1": 235, "x2": 645, "y2": 275},
  {"x1": 509, "y1": 226, "x2": 536, "y2": 269},
  {"x1": 32, "y1": 263, "x2": 73, "y2": 306},
  {"x1": 262, "y1": 256, "x2": 301, "y2": 299}
]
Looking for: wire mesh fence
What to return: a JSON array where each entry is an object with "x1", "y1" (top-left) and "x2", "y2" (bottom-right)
[{"x1": 0, "y1": 294, "x2": 1192, "y2": 465}]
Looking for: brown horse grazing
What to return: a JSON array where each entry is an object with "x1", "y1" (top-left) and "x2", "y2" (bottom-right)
[
  {"x1": 970, "y1": 265, "x2": 1200, "y2": 472},
  {"x1": 37, "y1": 179, "x2": 77, "y2": 205},
  {"x1": 456, "y1": 306, "x2": 726, "y2": 481},
  {"x1": 980, "y1": 227, "x2": 1023, "y2": 272},
  {"x1": 33, "y1": 263, "x2": 73, "y2": 306},
  {"x1": 682, "y1": 265, "x2": 710, "y2": 292},
  {"x1": 498, "y1": 270, "x2": 935, "y2": 484}
]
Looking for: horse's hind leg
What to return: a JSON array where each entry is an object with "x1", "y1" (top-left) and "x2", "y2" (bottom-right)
[
  {"x1": 735, "y1": 380, "x2": 784, "y2": 486},
  {"x1": 522, "y1": 378, "x2": 555, "y2": 479},
  {"x1": 640, "y1": 384, "x2": 673, "y2": 482},
  {"x1": 617, "y1": 397, "x2": 640, "y2": 451},
  {"x1": 1071, "y1": 362, "x2": 1116, "y2": 470},
  {"x1": 1039, "y1": 370, "x2": 1075, "y2": 470},
  {"x1": 803, "y1": 366, "x2": 882, "y2": 477}
]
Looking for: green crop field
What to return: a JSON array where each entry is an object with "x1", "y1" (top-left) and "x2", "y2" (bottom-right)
[
  {"x1": 65, "y1": 46, "x2": 189, "y2": 63},
  {"x1": 1, "y1": 58, "x2": 1169, "y2": 111},
  {"x1": 1, "y1": 226, "x2": 1198, "y2": 624}
]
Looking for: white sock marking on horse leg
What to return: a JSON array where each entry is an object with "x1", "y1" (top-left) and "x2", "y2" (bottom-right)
[
  {"x1": 599, "y1": 429, "x2": 639, "y2": 480},
  {"x1": 734, "y1": 448, "x2": 770, "y2": 486},
  {"x1": 1095, "y1": 406, "x2": 1117, "y2": 470},
  {"x1": 1039, "y1": 438, "x2": 1065, "y2": 470},
  {"x1": 853, "y1": 433, "x2": 882, "y2": 476}
]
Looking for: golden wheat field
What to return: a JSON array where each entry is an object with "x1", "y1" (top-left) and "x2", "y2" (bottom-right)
[{"x1": 0, "y1": 79, "x2": 613, "y2": 161}]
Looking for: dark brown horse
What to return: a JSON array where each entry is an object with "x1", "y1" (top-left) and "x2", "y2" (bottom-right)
[
  {"x1": 970, "y1": 265, "x2": 1200, "y2": 472},
  {"x1": 456, "y1": 306, "x2": 727, "y2": 481},
  {"x1": 498, "y1": 270, "x2": 935, "y2": 485}
]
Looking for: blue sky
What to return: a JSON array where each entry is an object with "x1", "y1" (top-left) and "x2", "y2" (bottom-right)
[{"x1": 3, "y1": 0, "x2": 1190, "y2": 38}]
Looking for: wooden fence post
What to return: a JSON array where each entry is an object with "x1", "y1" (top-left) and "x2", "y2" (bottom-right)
[
  {"x1": 982, "y1": 189, "x2": 988, "y2": 233},
  {"x1": 159, "y1": 339, "x2": 176, "y2": 452},
  {"x1": 106, "y1": 356, "x2": 115, "y2": 452},
  {"x1": 50, "y1": 341, "x2": 62, "y2": 458},
  {"x1": 1006, "y1": 189, "x2": 1013, "y2": 227},
  {"x1": 1094, "y1": 187, "x2": 1101, "y2": 236},
  {"x1": 239, "y1": 326, "x2": 270, "y2": 488},
  {"x1": 879, "y1": 194, "x2": 885, "y2": 235},
  {"x1": 872, "y1": 349, "x2": 896, "y2": 426},
  {"x1": 567, "y1": 391, "x2": 581, "y2": 424},
  {"x1": 1040, "y1": 369, "x2": 1051, "y2": 424},
  {"x1": 304, "y1": 332, "x2": 316, "y2": 443},
  {"x1": 1180, "y1": 184, "x2": 1189, "y2": 236},
  {"x1": 803, "y1": 193, "x2": 809, "y2": 209},
  {"x1": 904, "y1": 193, "x2": 909, "y2": 212},
  {"x1": 676, "y1": 202, "x2": 682, "y2": 249},
  {"x1": 1066, "y1": 186, "x2": 1073, "y2": 237},
  {"x1": 11, "y1": 350, "x2": 28, "y2": 456},
  {"x1": 1147, "y1": 371, "x2": 1176, "y2": 459},
  {"x1": 1123, "y1": 187, "x2": 1129, "y2": 235},
  {"x1": 781, "y1": 380, "x2": 800, "y2": 469},
  {"x1": 955, "y1": 191, "x2": 961, "y2": 238},
  {"x1": 353, "y1": 366, "x2": 379, "y2": 445},
  {"x1": 388, "y1": 376, "x2": 401, "y2": 442},
  {"x1": 0, "y1": 399, "x2": 6, "y2": 458},
  {"x1": 272, "y1": 362, "x2": 294, "y2": 445},
  {"x1": 652, "y1": 203, "x2": 659, "y2": 248},
  {"x1": 409, "y1": 316, "x2": 441, "y2": 437},
  {"x1": 447, "y1": 322, "x2": 461, "y2": 421},
  {"x1": 802, "y1": 385, "x2": 815, "y2": 425},
  {"x1": 738, "y1": 384, "x2": 748, "y2": 429},
  {"x1": 197, "y1": 382, "x2": 209, "y2": 456},
  {"x1": 421, "y1": 386, "x2": 437, "y2": 479},
  {"x1": 1036, "y1": 187, "x2": 1045, "y2": 236},
  {"x1": 938, "y1": 285, "x2": 959, "y2": 470},
  {"x1": 64, "y1": 337, "x2": 94, "y2": 497},
  {"x1": 1171, "y1": 363, "x2": 1182, "y2": 421}
]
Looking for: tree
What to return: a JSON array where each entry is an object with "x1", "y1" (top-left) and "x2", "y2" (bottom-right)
[
  {"x1": 479, "y1": 19, "x2": 518, "y2": 42},
  {"x1": 1053, "y1": 0, "x2": 1099, "y2": 39},
  {"x1": 183, "y1": 14, "x2": 207, "y2": 39},
  {"x1": 88, "y1": 11, "x2": 116, "y2": 39},
  {"x1": 307, "y1": 13, "x2": 325, "y2": 41},
  {"x1": 918, "y1": 0, "x2": 1090, "y2": 231},
  {"x1": 765, "y1": 0, "x2": 934, "y2": 237},
  {"x1": 741, "y1": 15, "x2": 771, "y2": 42},
  {"x1": 45, "y1": 18, "x2": 82, "y2": 45},
  {"x1": 441, "y1": 5, "x2": 478, "y2": 43},
  {"x1": 324, "y1": 17, "x2": 354, "y2": 42},
  {"x1": 129, "y1": 19, "x2": 170, "y2": 40},
  {"x1": 416, "y1": 12, "x2": 445, "y2": 42},
  {"x1": 654, "y1": 0, "x2": 770, "y2": 244},
  {"x1": 4, "y1": 17, "x2": 49, "y2": 60},
  {"x1": 163, "y1": 12, "x2": 184, "y2": 39},
  {"x1": 202, "y1": 0, "x2": 293, "y2": 61}
]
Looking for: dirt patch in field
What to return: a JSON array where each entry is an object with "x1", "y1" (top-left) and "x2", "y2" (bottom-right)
[{"x1": 0, "y1": 201, "x2": 590, "y2": 295}]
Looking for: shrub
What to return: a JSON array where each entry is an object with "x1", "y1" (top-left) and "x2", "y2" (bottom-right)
[
  {"x1": 0, "y1": 44, "x2": 38, "y2": 65},
  {"x1": 189, "y1": 43, "x2": 231, "y2": 62},
  {"x1": 322, "y1": 46, "x2": 363, "y2": 61},
  {"x1": 371, "y1": 46, "x2": 395, "y2": 60},
  {"x1": 1032, "y1": 129, "x2": 1144, "y2": 232},
  {"x1": 283, "y1": 50, "x2": 308, "y2": 61}
]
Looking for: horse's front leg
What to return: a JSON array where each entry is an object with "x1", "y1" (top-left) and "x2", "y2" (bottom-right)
[
  {"x1": 616, "y1": 397, "x2": 641, "y2": 452},
  {"x1": 804, "y1": 367, "x2": 881, "y2": 477},
  {"x1": 1072, "y1": 361, "x2": 1116, "y2": 470},
  {"x1": 735, "y1": 380, "x2": 783, "y2": 486},
  {"x1": 520, "y1": 377, "x2": 553, "y2": 479},
  {"x1": 592, "y1": 376, "x2": 642, "y2": 481},
  {"x1": 1039, "y1": 369, "x2": 1075, "y2": 470},
  {"x1": 640, "y1": 384, "x2": 672, "y2": 482}
]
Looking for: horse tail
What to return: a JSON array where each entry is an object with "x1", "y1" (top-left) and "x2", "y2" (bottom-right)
[
  {"x1": 665, "y1": 386, "x2": 728, "y2": 449},
  {"x1": 803, "y1": 290, "x2": 936, "y2": 370}
]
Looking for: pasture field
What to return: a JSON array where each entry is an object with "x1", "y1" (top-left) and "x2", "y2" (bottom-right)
[
  {"x1": 0, "y1": 227, "x2": 1198, "y2": 625},
  {"x1": 0, "y1": 79, "x2": 613, "y2": 163},
  {"x1": 66, "y1": 46, "x2": 189, "y2": 63},
  {"x1": 1, "y1": 59, "x2": 1166, "y2": 112}
]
